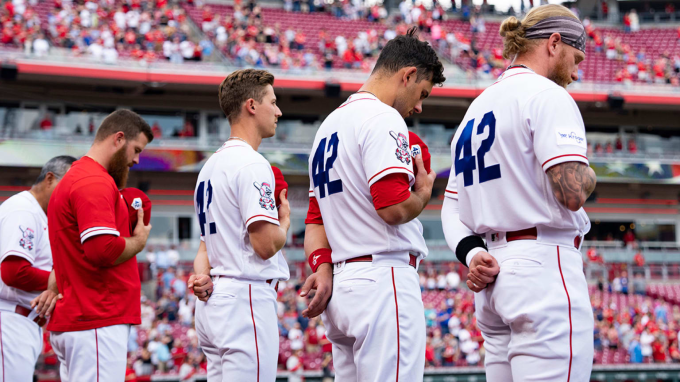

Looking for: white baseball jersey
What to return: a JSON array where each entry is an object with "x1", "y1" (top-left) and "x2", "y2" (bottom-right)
[
  {"x1": 195, "y1": 140, "x2": 289, "y2": 281},
  {"x1": 445, "y1": 67, "x2": 590, "y2": 234},
  {"x1": 0, "y1": 191, "x2": 52, "y2": 307},
  {"x1": 308, "y1": 92, "x2": 428, "y2": 262}
]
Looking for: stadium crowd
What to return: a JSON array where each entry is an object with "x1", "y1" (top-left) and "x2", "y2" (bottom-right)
[{"x1": 31, "y1": 252, "x2": 680, "y2": 380}]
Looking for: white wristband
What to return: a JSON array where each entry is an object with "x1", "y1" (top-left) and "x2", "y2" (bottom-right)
[{"x1": 466, "y1": 247, "x2": 487, "y2": 267}]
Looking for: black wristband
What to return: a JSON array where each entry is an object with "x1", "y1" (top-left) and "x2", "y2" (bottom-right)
[{"x1": 456, "y1": 235, "x2": 488, "y2": 267}]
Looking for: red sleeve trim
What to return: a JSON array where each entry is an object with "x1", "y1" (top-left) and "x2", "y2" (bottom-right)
[
  {"x1": 0, "y1": 256, "x2": 49, "y2": 292},
  {"x1": 368, "y1": 166, "x2": 414, "y2": 184},
  {"x1": 305, "y1": 197, "x2": 323, "y2": 225},
  {"x1": 245, "y1": 215, "x2": 279, "y2": 226},
  {"x1": 370, "y1": 173, "x2": 410, "y2": 210},
  {"x1": 542, "y1": 154, "x2": 588, "y2": 168},
  {"x1": 308, "y1": 248, "x2": 333, "y2": 272},
  {"x1": 445, "y1": 190, "x2": 458, "y2": 195}
]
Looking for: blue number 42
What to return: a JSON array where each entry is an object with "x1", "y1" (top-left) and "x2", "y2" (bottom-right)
[
  {"x1": 312, "y1": 132, "x2": 343, "y2": 199},
  {"x1": 455, "y1": 111, "x2": 502, "y2": 187},
  {"x1": 196, "y1": 180, "x2": 216, "y2": 236}
]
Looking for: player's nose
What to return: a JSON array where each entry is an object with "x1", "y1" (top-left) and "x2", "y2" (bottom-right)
[
  {"x1": 414, "y1": 101, "x2": 423, "y2": 114},
  {"x1": 275, "y1": 105, "x2": 282, "y2": 118}
]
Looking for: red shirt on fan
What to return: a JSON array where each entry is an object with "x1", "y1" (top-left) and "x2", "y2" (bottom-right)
[{"x1": 47, "y1": 156, "x2": 141, "y2": 332}]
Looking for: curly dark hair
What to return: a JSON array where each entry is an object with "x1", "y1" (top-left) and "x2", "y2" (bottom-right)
[{"x1": 372, "y1": 26, "x2": 446, "y2": 86}]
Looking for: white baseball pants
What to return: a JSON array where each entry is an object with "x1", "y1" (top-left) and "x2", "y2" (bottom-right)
[
  {"x1": 322, "y1": 259, "x2": 425, "y2": 382},
  {"x1": 50, "y1": 324, "x2": 130, "y2": 382},
  {"x1": 475, "y1": 240, "x2": 594, "y2": 382},
  {"x1": 195, "y1": 277, "x2": 279, "y2": 382},
  {"x1": 0, "y1": 311, "x2": 42, "y2": 382}
]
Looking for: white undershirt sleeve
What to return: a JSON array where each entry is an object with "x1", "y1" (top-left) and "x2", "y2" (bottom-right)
[{"x1": 442, "y1": 197, "x2": 486, "y2": 267}]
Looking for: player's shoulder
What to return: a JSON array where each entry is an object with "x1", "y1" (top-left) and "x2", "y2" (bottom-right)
[
  {"x1": 330, "y1": 94, "x2": 401, "y2": 124},
  {"x1": 210, "y1": 143, "x2": 270, "y2": 173},
  {"x1": 0, "y1": 192, "x2": 38, "y2": 216}
]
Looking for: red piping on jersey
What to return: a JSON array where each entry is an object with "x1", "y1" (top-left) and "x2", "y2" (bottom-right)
[
  {"x1": 245, "y1": 215, "x2": 280, "y2": 225},
  {"x1": 556, "y1": 247, "x2": 573, "y2": 382},
  {"x1": 0, "y1": 312, "x2": 4, "y2": 382},
  {"x1": 336, "y1": 98, "x2": 376, "y2": 109},
  {"x1": 391, "y1": 268, "x2": 400, "y2": 381},
  {"x1": 368, "y1": 167, "x2": 414, "y2": 184},
  {"x1": 445, "y1": 190, "x2": 458, "y2": 195},
  {"x1": 1, "y1": 250, "x2": 30, "y2": 259},
  {"x1": 489, "y1": 72, "x2": 533, "y2": 87},
  {"x1": 95, "y1": 328, "x2": 100, "y2": 382},
  {"x1": 249, "y1": 285, "x2": 261, "y2": 382},
  {"x1": 80, "y1": 228, "x2": 119, "y2": 238},
  {"x1": 542, "y1": 154, "x2": 589, "y2": 168}
]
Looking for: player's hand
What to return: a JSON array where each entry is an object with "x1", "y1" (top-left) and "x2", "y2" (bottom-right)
[
  {"x1": 188, "y1": 274, "x2": 213, "y2": 302},
  {"x1": 300, "y1": 263, "x2": 333, "y2": 318},
  {"x1": 133, "y1": 208, "x2": 152, "y2": 245},
  {"x1": 30, "y1": 289, "x2": 63, "y2": 319},
  {"x1": 278, "y1": 189, "x2": 291, "y2": 232},
  {"x1": 467, "y1": 252, "x2": 500, "y2": 293},
  {"x1": 413, "y1": 153, "x2": 436, "y2": 204}
]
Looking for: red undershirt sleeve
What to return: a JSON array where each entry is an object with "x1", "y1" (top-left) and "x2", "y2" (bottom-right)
[
  {"x1": 370, "y1": 173, "x2": 411, "y2": 210},
  {"x1": 0, "y1": 256, "x2": 50, "y2": 292},
  {"x1": 82, "y1": 234, "x2": 126, "y2": 267},
  {"x1": 305, "y1": 196, "x2": 323, "y2": 225}
]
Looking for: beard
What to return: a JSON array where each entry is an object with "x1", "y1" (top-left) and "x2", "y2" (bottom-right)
[
  {"x1": 109, "y1": 145, "x2": 131, "y2": 189},
  {"x1": 548, "y1": 50, "x2": 573, "y2": 89}
]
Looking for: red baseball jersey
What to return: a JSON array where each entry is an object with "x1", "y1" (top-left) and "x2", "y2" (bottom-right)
[{"x1": 47, "y1": 156, "x2": 141, "y2": 332}]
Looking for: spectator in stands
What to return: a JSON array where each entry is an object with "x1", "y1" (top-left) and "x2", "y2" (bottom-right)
[
  {"x1": 39, "y1": 113, "x2": 53, "y2": 131},
  {"x1": 634, "y1": 251, "x2": 645, "y2": 267},
  {"x1": 630, "y1": 9, "x2": 640, "y2": 33},
  {"x1": 621, "y1": 271, "x2": 629, "y2": 294},
  {"x1": 32, "y1": 33, "x2": 49, "y2": 57},
  {"x1": 633, "y1": 273, "x2": 647, "y2": 295},
  {"x1": 629, "y1": 334, "x2": 643, "y2": 363},
  {"x1": 623, "y1": 229, "x2": 637, "y2": 248},
  {"x1": 287, "y1": 349, "x2": 304, "y2": 382},
  {"x1": 446, "y1": 266, "x2": 460, "y2": 291}
]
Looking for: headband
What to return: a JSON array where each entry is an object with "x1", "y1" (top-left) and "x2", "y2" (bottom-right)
[{"x1": 524, "y1": 16, "x2": 586, "y2": 53}]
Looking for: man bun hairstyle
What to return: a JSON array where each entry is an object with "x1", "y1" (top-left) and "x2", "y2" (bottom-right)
[
  {"x1": 95, "y1": 109, "x2": 153, "y2": 143},
  {"x1": 219, "y1": 69, "x2": 275, "y2": 123},
  {"x1": 499, "y1": 4, "x2": 579, "y2": 59},
  {"x1": 372, "y1": 26, "x2": 446, "y2": 86}
]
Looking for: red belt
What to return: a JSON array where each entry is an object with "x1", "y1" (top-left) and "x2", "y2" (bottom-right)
[
  {"x1": 345, "y1": 254, "x2": 418, "y2": 269},
  {"x1": 506, "y1": 227, "x2": 582, "y2": 249},
  {"x1": 266, "y1": 279, "x2": 279, "y2": 292},
  {"x1": 15, "y1": 305, "x2": 46, "y2": 326}
]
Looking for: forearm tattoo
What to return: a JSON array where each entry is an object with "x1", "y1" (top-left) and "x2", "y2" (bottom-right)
[{"x1": 546, "y1": 162, "x2": 597, "y2": 210}]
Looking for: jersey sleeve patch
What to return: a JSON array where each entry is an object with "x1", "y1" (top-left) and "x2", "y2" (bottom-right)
[
  {"x1": 18, "y1": 225, "x2": 35, "y2": 251},
  {"x1": 389, "y1": 131, "x2": 412, "y2": 165},
  {"x1": 555, "y1": 128, "x2": 587, "y2": 148},
  {"x1": 253, "y1": 181, "x2": 276, "y2": 211}
]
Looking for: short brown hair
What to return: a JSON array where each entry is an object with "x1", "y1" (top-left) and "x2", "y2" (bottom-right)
[
  {"x1": 95, "y1": 109, "x2": 153, "y2": 143},
  {"x1": 499, "y1": 4, "x2": 579, "y2": 59},
  {"x1": 219, "y1": 69, "x2": 275, "y2": 123}
]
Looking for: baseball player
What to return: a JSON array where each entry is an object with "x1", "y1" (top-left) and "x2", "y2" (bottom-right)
[
  {"x1": 189, "y1": 69, "x2": 290, "y2": 382},
  {"x1": 47, "y1": 110, "x2": 153, "y2": 381},
  {"x1": 442, "y1": 5, "x2": 596, "y2": 381},
  {"x1": 299, "y1": 27, "x2": 443, "y2": 381},
  {"x1": 0, "y1": 155, "x2": 75, "y2": 381}
]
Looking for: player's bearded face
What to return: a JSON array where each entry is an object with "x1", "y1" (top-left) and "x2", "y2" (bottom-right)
[
  {"x1": 109, "y1": 143, "x2": 132, "y2": 188},
  {"x1": 549, "y1": 49, "x2": 574, "y2": 89}
]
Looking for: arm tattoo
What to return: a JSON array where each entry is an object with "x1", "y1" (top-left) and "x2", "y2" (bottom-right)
[{"x1": 546, "y1": 162, "x2": 597, "y2": 211}]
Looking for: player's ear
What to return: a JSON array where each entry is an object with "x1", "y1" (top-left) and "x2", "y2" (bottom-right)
[
  {"x1": 402, "y1": 67, "x2": 418, "y2": 86},
  {"x1": 246, "y1": 98, "x2": 257, "y2": 116},
  {"x1": 113, "y1": 131, "x2": 126, "y2": 148}
]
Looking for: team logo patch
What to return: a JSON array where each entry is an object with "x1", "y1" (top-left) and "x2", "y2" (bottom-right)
[
  {"x1": 411, "y1": 144, "x2": 421, "y2": 158},
  {"x1": 389, "y1": 131, "x2": 411, "y2": 165},
  {"x1": 19, "y1": 225, "x2": 35, "y2": 251},
  {"x1": 253, "y1": 182, "x2": 275, "y2": 210},
  {"x1": 131, "y1": 197, "x2": 143, "y2": 210}
]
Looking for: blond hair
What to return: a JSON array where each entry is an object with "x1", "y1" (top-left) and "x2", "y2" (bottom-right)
[{"x1": 499, "y1": 4, "x2": 579, "y2": 59}]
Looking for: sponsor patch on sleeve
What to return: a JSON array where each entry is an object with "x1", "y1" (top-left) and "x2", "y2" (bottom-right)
[{"x1": 555, "y1": 128, "x2": 587, "y2": 148}]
